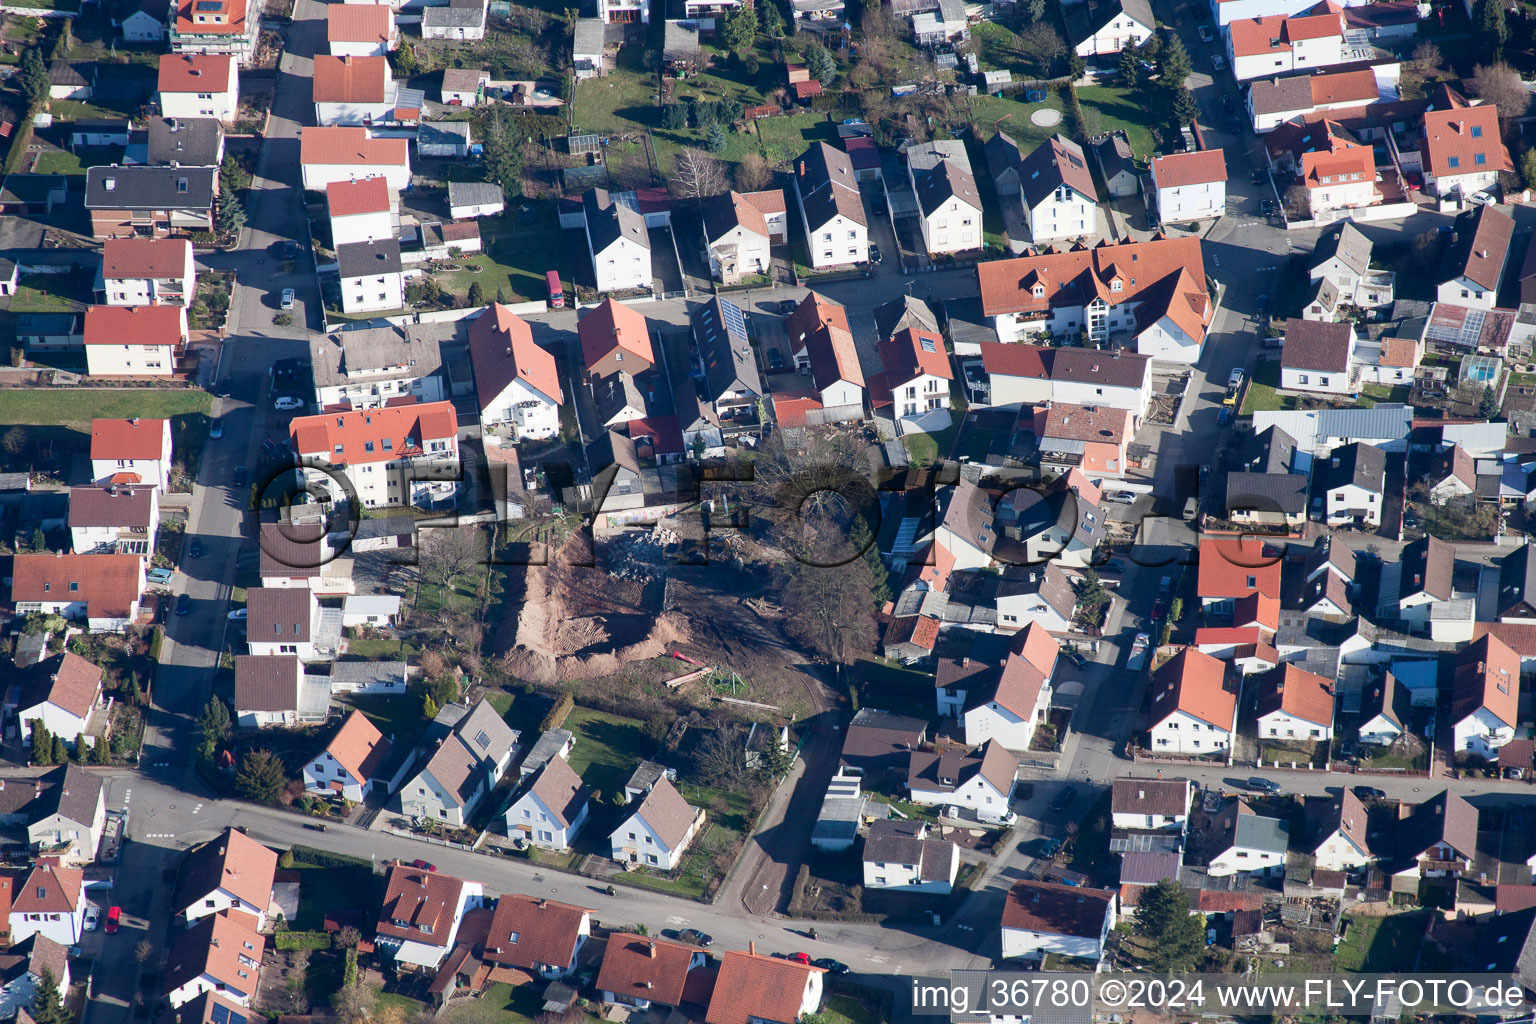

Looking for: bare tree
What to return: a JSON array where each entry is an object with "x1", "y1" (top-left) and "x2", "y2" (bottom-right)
[
  {"x1": 1017, "y1": 22, "x2": 1065, "y2": 71},
  {"x1": 1406, "y1": 41, "x2": 1442, "y2": 81},
  {"x1": 692, "y1": 720, "x2": 748, "y2": 787},
  {"x1": 748, "y1": 428, "x2": 877, "y2": 557},
  {"x1": 734, "y1": 152, "x2": 773, "y2": 192},
  {"x1": 673, "y1": 147, "x2": 727, "y2": 200},
  {"x1": 1469, "y1": 63, "x2": 1530, "y2": 119},
  {"x1": 419, "y1": 526, "x2": 481, "y2": 590},
  {"x1": 779, "y1": 536, "x2": 880, "y2": 664},
  {"x1": 331, "y1": 983, "x2": 377, "y2": 1024}
]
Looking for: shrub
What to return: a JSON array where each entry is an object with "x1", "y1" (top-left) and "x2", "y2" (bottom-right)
[
  {"x1": 274, "y1": 931, "x2": 331, "y2": 951},
  {"x1": 287, "y1": 844, "x2": 372, "y2": 870},
  {"x1": 541, "y1": 690, "x2": 575, "y2": 730}
]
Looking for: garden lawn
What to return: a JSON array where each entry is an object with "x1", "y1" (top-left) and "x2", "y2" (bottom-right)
[
  {"x1": 441, "y1": 981, "x2": 603, "y2": 1024},
  {"x1": 572, "y1": 51, "x2": 657, "y2": 135},
  {"x1": 968, "y1": 86, "x2": 1158, "y2": 161},
  {"x1": 565, "y1": 706, "x2": 655, "y2": 797},
  {"x1": 820, "y1": 994, "x2": 884, "y2": 1024},
  {"x1": 0, "y1": 388, "x2": 211, "y2": 425},
  {"x1": 436, "y1": 210, "x2": 580, "y2": 305},
  {"x1": 754, "y1": 112, "x2": 837, "y2": 167},
  {"x1": 851, "y1": 658, "x2": 940, "y2": 725},
  {"x1": 342, "y1": 693, "x2": 430, "y2": 750},
  {"x1": 343, "y1": 636, "x2": 421, "y2": 660},
  {"x1": 29, "y1": 150, "x2": 82, "y2": 176},
  {"x1": 622, "y1": 821, "x2": 739, "y2": 899},
  {"x1": 10, "y1": 273, "x2": 94, "y2": 312},
  {"x1": 1334, "y1": 911, "x2": 1430, "y2": 972}
]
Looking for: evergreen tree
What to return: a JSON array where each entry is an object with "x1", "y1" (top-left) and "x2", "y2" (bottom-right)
[
  {"x1": 1474, "y1": 0, "x2": 1508, "y2": 59},
  {"x1": 91, "y1": 736, "x2": 110, "y2": 765},
  {"x1": 1117, "y1": 47, "x2": 1141, "y2": 89},
  {"x1": 759, "y1": 0, "x2": 783, "y2": 36},
  {"x1": 29, "y1": 526, "x2": 44, "y2": 551},
  {"x1": 467, "y1": 281, "x2": 485, "y2": 307},
  {"x1": 216, "y1": 197, "x2": 246, "y2": 236},
  {"x1": 496, "y1": 285, "x2": 508, "y2": 304},
  {"x1": 219, "y1": 153, "x2": 251, "y2": 193},
  {"x1": 480, "y1": 107, "x2": 525, "y2": 197},
  {"x1": 1523, "y1": 148, "x2": 1536, "y2": 191},
  {"x1": 422, "y1": 693, "x2": 439, "y2": 720},
  {"x1": 391, "y1": 42, "x2": 418, "y2": 77},
  {"x1": 721, "y1": 4, "x2": 758, "y2": 53},
  {"x1": 1133, "y1": 880, "x2": 1206, "y2": 971},
  {"x1": 849, "y1": 517, "x2": 891, "y2": 608},
  {"x1": 30, "y1": 967, "x2": 64, "y2": 1024},
  {"x1": 661, "y1": 103, "x2": 689, "y2": 130},
  {"x1": 234, "y1": 749, "x2": 286, "y2": 805},
  {"x1": 51, "y1": 735, "x2": 66, "y2": 767},
  {"x1": 1155, "y1": 35, "x2": 1191, "y2": 89},
  {"x1": 1023, "y1": 0, "x2": 1046, "y2": 20},
  {"x1": 1171, "y1": 87, "x2": 1200, "y2": 126},
  {"x1": 19, "y1": 48, "x2": 48, "y2": 109},
  {"x1": 1480, "y1": 384, "x2": 1500, "y2": 418},
  {"x1": 199, "y1": 696, "x2": 230, "y2": 763},
  {"x1": 705, "y1": 122, "x2": 728, "y2": 154},
  {"x1": 30, "y1": 722, "x2": 52, "y2": 766}
]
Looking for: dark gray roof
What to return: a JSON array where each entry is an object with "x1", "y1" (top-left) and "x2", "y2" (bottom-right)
[
  {"x1": 522, "y1": 728, "x2": 574, "y2": 776},
  {"x1": 422, "y1": 0, "x2": 484, "y2": 26},
  {"x1": 147, "y1": 117, "x2": 223, "y2": 167},
  {"x1": 995, "y1": 563, "x2": 1077, "y2": 621},
  {"x1": 1018, "y1": 134, "x2": 1098, "y2": 209},
  {"x1": 48, "y1": 61, "x2": 92, "y2": 87},
  {"x1": 1358, "y1": 672, "x2": 1411, "y2": 731},
  {"x1": 692, "y1": 296, "x2": 761, "y2": 402},
  {"x1": 1063, "y1": 0, "x2": 1153, "y2": 45},
  {"x1": 336, "y1": 238, "x2": 403, "y2": 278},
  {"x1": 1250, "y1": 75, "x2": 1314, "y2": 117},
  {"x1": 1315, "y1": 441, "x2": 1386, "y2": 493},
  {"x1": 794, "y1": 142, "x2": 866, "y2": 231},
  {"x1": 0, "y1": 175, "x2": 66, "y2": 205},
  {"x1": 1311, "y1": 220, "x2": 1372, "y2": 277},
  {"x1": 0, "y1": 765, "x2": 102, "y2": 827},
  {"x1": 1093, "y1": 131, "x2": 1136, "y2": 183},
  {"x1": 983, "y1": 131, "x2": 1021, "y2": 185},
  {"x1": 1231, "y1": 813, "x2": 1289, "y2": 855},
  {"x1": 417, "y1": 122, "x2": 470, "y2": 149},
  {"x1": 85, "y1": 165, "x2": 216, "y2": 210},
  {"x1": 1241, "y1": 425, "x2": 1301, "y2": 475},
  {"x1": 942, "y1": 296, "x2": 997, "y2": 347},
  {"x1": 309, "y1": 324, "x2": 445, "y2": 389},
  {"x1": 1498, "y1": 543, "x2": 1536, "y2": 618},
  {"x1": 583, "y1": 187, "x2": 649, "y2": 254},
  {"x1": 447, "y1": 181, "x2": 503, "y2": 209},
  {"x1": 1224, "y1": 471, "x2": 1308, "y2": 515},
  {"x1": 874, "y1": 294, "x2": 940, "y2": 341},
  {"x1": 916, "y1": 159, "x2": 980, "y2": 219}
]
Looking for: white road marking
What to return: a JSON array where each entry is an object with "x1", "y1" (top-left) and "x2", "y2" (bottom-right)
[
  {"x1": 192, "y1": 803, "x2": 203, "y2": 814},
  {"x1": 665, "y1": 916, "x2": 689, "y2": 926},
  {"x1": 146, "y1": 832, "x2": 176, "y2": 839}
]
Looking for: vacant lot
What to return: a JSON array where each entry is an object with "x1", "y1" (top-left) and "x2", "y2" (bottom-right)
[{"x1": 1334, "y1": 910, "x2": 1429, "y2": 972}]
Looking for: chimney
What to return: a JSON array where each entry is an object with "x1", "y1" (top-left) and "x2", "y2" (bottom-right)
[
  {"x1": 648, "y1": 941, "x2": 657, "y2": 958},
  {"x1": 34, "y1": 781, "x2": 41, "y2": 796},
  {"x1": 749, "y1": 941, "x2": 755, "y2": 956},
  {"x1": 129, "y1": 417, "x2": 139, "y2": 426}
]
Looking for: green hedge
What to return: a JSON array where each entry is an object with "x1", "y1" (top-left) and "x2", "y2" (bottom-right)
[
  {"x1": 274, "y1": 931, "x2": 331, "y2": 950},
  {"x1": 287, "y1": 844, "x2": 372, "y2": 870}
]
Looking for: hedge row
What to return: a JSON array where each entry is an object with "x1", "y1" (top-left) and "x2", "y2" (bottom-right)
[
  {"x1": 274, "y1": 931, "x2": 331, "y2": 951},
  {"x1": 287, "y1": 844, "x2": 372, "y2": 870}
]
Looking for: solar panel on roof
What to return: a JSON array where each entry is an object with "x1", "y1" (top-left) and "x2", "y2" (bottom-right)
[{"x1": 718, "y1": 298, "x2": 746, "y2": 338}]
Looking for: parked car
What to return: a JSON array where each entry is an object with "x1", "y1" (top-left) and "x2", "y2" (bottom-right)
[
  {"x1": 1107, "y1": 490, "x2": 1138, "y2": 505},
  {"x1": 1251, "y1": 168, "x2": 1266, "y2": 186},
  {"x1": 812, "y1": 958, "x2": 850, "y2": 974},
  {"x1": 1152, "y1": 598, "x2": 1167, "y2": 619},
  {"x1": 1247, "y1": 776, "x2": 1282, "y2": 793},
  {"x1": 411, "y1": 859, "x2": 437, "y2": 872},
  {"x1": 1061, "y1": 649, "x2": 1087, "y2": 669},
  {"x1": 768, "y1": 350, "x2": 785, "y2": 371},
  {"x1": 1217, "y1": 406, "x2": 1232, "y2": 426},
  {"x1": 84, "y1": 905, "x2": 100, "y2": 931},
  {"x1": 188, "y1": 539, "x2": 203, "y2": 558},
  {"x1": 1226, "y1": 116, "x2": 1243, "y2": 134},
  {"x1": 1198, "y1": 24, "x2": 1214, "y2": 40},
  {"x1": 147, "y1": 567, "x2": 174, "y2": 587},
  {"x1": 233, "y1": 467, "x2": 248, "y2": 488},
  {"x1": 1227, "y1": 368, "x2": 1244, "y2": 389},
  {"x1": 175, "y1": 593, "x2": 190, "y2": 616},
  {"x1": 209, "y1": 418, "x2": 223, "y2": 439},
  {"x1": 279, "y1": 288, "x2": 296, "y2": 310},
  {"x1": 1127, "y1": 633, "x2": 1151, "y2": 671},
  {"x1": 779, "y1": 299, "x2": 798, "y2": 316},
  {"x1": 274, "y1": 396, "x2": 305, "y2": 411},
  {"x1": 789, "y1": 952, "x2": 813, "y2": 966},
  {"x1": 1035, "y1": 837, "x2": 1063, "y2": 858},
  {"x1": 868, "y1": 244, "x2": 883, "y2": 266},
  {"x1": 1159, "y1": 575, "x2": 1173, "y2": 593},
  {"x1": 105, "y1": 906, "x2": 121, "y2": 934},
  {"x1": 1353, "y1": 786, "x2": 1386, "y2": 800},
  {"x1": 1210, "y1": 54, "x2": 1226, "y2": 70},
  {"x1": 284, "y1": 241, "x2": 301, "y2": 260},
  {"x1": 1404, "y1": 509, "x2": 1419, "y2": 529},
  {"x1": 678, "y1": 929, "x2": 713, "y2": 947},
  {"x1": 228, "y1": 608, "x2": 247, "y2": 621},
  {"x1": 1049, "y1": 787, "x2": 1077, "y2": 813}
]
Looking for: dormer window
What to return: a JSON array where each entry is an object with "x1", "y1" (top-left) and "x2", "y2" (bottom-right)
[
  {"x1": 1031, "y1": 284, "x2": 1045, "y2": 297},
  {"x1": 1111, "y1": 279, "x2": 1123, "y2": 292}
]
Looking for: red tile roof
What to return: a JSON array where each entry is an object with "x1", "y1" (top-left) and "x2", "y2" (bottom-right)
[
  {"x1": 102, "y1": 238, "x2": 191, "y2": 281},
  {"x1": 157, "y1": 53, "x2": 233, "y2": 93},
  {"x1": 992, "y1": 621, "x2": 1057, "y2": 719},
  {"x1": 1229, "y1": 10, "x2": 1341, "y2": 55},
  {"x1": 1423, "y1": 104, "x2": 1511, "y2": 180},
  {"x1": 786, "y1": 290, "x2": 851, "y2": 351},
  {"x1": 980, "y1": 341, "x2": 1052, "y2": 379},
  {"x1": 1496, "y1": 884, "x2": 1536, "y2": 913},
  {"x1": 176, "y1": 827, "x2": 279, "y2": 911},
  {"x1": 1152, "y1": 149, "x2": 1228, "y2": 189},
  {"x1": 19, "y1": 650, "x2": 102, "y2": 719},
  {"x1": 312, "y1": 55, "x2": 390, "y2": 104},
  {"x1": 12, "y1": 864, "x2": 81, "y2": 914},
  {"x1": 326, "y1": 710, "x2": 392, "y2": 783},
  {"x1": 83, "y1": 305, "x2": 183, "y2": 346},
  {"x1": 578, "y1": 298, "x2": 653, "y2": 371},
  {"x1": 301, "y1": 126, "x2": 409, "y2": 168},
  {"x1": 482, "y1": 895, "x2": 591, "y2": 972},
  {"x1": 1042, "y1": 402, "x2": 1131, "y2": 444},
  {"x1": 770, "y1": 389, "x2": 822, "y2": 428},
  {"x1": 1197, "y1": 536, "x2": 1281, "y2": 598},
  {"x1": 326, "y1": 176, "x2": 392, "y2": 217},
  {"x1": 596, "y1": 934, "x2": 701, "y2": 1008},
  {"x1": 1302, "y1": 137, "x2": 1374, "y2": 190},
  {"x1": 11, "y1": 553, "x2": 142, "y2": 619},
  {"x1": 467, "y1": 303, "x2": 562, "y2": 408},
  {"x1": 91, "y1": 418, "x2": 168, "y2": 461},
  {"x1": 1150, "y1": 647, "x2": 1236, "y2": 731},
  {"x1": 1255, "y1": 664, "x2": 1334, "y2": 727},
  {"x1": 1452, "y1": 632, "x2": 1519, "y2": 729},
  {"x1": 174, "y1": 0, "x2": 246, "y2": 35},
  {"x1": 290, "y1": 401, "x2": 457, "y2": 466},
  {"x1": 1232, "y1": 591, "x2": 1281, "y2": 632},
  {"x1": 376, "y1": 865, "x2": 467, "y2": 948},
  {"x1": 878, "y1": 327, "x2": 951, "y2": 386},
  {"x1": 327, "y1": 4, "x2": 391, "y2": 45},
  {"x1": 705, "y1": 949, "x2": 822, "y2": 1024},
  {"x1": 1194, "y1": 626, "x2": 1262, "y2": 647},
  {"x1": 1311, "y1": 68, "x2": 1379, "y2": 106},
  {"x1": 1001, "y1": 880, "x2": 1115, "y2": 938}
]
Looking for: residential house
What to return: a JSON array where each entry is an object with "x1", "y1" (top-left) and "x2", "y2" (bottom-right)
[
  {"x1": 705, "y1": 948, "x2": 823, "y2": 1024},
  {"x1": 1279, "y1": 317, "x2": 1357, "y2": 394},
  {"x1": 467, "y1": 303, "x2": 562, "y2": 440},
  {"x1": 1498, "y1": 543, "x2": 1536, "y2": 624},
  {"x1": 439, "y1": 68, "x2": 489, "y2": 105},
  {"x1": 503, "y1": 757, "x2": 590, "y2": 852},
  {"x1": 995, "y1": 563, "x2": 1078, "y2": 634},
  {"x1": 1038, "y1": 403, "x2": 1133, "y2": 479},
  {"x1": 877, "y1": 327, "x2": 951, "y2": 430},
  {"x1": 906, "y1": 141, "x2": 983, "y2": 256},
  {"x1": 123, "y1": 0, "x2": 168, "y2": 42},
  {"x1": 609, "y1": 776, "x2": 704, "y2": 870},
  {"x1": 803, "y1": 309, "x2": 865, "y2": 412},
  {"x1": 481, "y1": 895, "x2": 591, "y2": 979},
  {"x1": 962, "y1": 623, "x2": 1057, "y2": 751},
  {"x1": 1305, "y1": 789, "x2": 1372, "y2": 871},
  {"x1": 312, "y1": 55, "x2": 397, "y2": 126},
  {"x1": 1000, "y1": 880, "x2": 1117, "y2": 963},
  {"x1": 422, "y1": 0, "x2": 487, "y2": 40},
  {"x1": 1110, "y1": 777, "x2": 1191, "y2": 831},
  {"x1": 572, "y1": 18, "x2": 605, "y2": 79},
  {"x1": 47, "y1": 61, "x2": 93, "y2": 101},
  {"x1": 289, "y1": 400, "x2": 460, "y2": 509},
  {"x1": 1207, "y1": 804, "x2": 1289, "y2": 876},
  {"x1": 233, "y1": 656, "x2": 304, "y2": 727},
  {"x1": 1426, "y1": 444, "x2": 1475, "y2": 505},
  {"x1": 157, "y1": 54, "x2": 239, "y2": 122},
  {"x1": 169, "y1": 0, "x2": 260, "y2": 63},
  {"x1": 1092, "y1": 130, "x2": 1140, "y2": 197},
  {"x1": 596, "y1": 934, "x2": 707, "y2": 1012},
  {"x1": 980, "y1": 345, "x2": 1154, "y2": 417},
  {"x1": 1066, "y1": 0, "x2": 1153, "y2": 55},
  {"x1": 336, "y1": 238, "x2": 404, "y2": 314},
  {"x1": 307, "y1": 323, "x2": 448, "y2": 412},
  {"x1": 1452, "y1": 633, "x2": 1519, "y2": 758},
  {"x1": 446, "y1": 181, "x2": 503, "y2": 220},
  {"x1": 1377, "y1": 534, "x2": 1457, "y2": 633},
  {"x1": 303, "y1": 710, "x2": 395, "y2": 801},
  {"x1": 144, "y1": 115, "x2": 225, "y2": 168},
  {"x1": 996, "y1": 468, "x2": 1105, "y2": 568},
  {"x1": 793, "y1": 142, "x2": 867, "y2": 269},
  {"x1": 374, "y1": 865, "x2": 484, "y2": 971},
  {"x1": 1306, "y1": 220, "x2": 1394, "y2": 314},
  {"x1": 0, "y1": 935, "x2": 71, "y2": 1019},
  {"x1": 300, "y1": 126, "x2": 411, "y2": 191},
  {"x1": 84, "y1": 165, "x2": 217, "y2": 240},
  {"x1": 1296, "y1": 130, "x2": 1379, "y2": 219},
  {"x1": 1436, "y1": 204, "x2": 1513, "y2": 309},
  {"x1": 985, "y1": 132, "x2": 1024, "y2": 198},
  {"x1": 692, "y1": 296, "x2": 762, "y2": 430},
  {"x1": 100, "y1": 238, "x2": 195, "y2": 306},
  {"x1": 8, "y1": 865, "x2": 85, "y2": 948},
  {"x1": 1248, "y1": 67, "x2": 1381, "y2": 133},
  {"x1": 9, "y1": 553, "x2": 145, "y2": 633},
  {"x1": 1147, "y1": 647, "x2": 1237, "y2": 756},
  {"x1": 11, "y1": 651, "x2": 103, "y2": 750},
  {"x1": 163, "y1": 912, "x2": 265, "y2": 1008},
  {"x1": 1253, "y1": 664, "x2": 1334, "y2": 741},
  {"x1": 82, "y1": 304, "x2": 184, "y2": 378},
  {"x1": 1227, "y1": 7, "x2": 1350, "y2": 81},
  {"x1": 1387, "y1": 790, "x2": 1476, "y2": 888},
  {"x1": 326, "y1": 176, "x2": 397, "y2": 247},
  {"x1": 976, "y1": 235, "x2": 1211, "y2": 362},
  {"x1": 174, "y1": 827, "x2": 278, "y2": 929},
  {"x1": 1017, "y1": 134, "x2": 1098, "y2": 245},
  {"x1": 785, "y1": 289, "x2": 849, "y2": 369},
  {"x1": 69, "y1": 483, "x2": 157, "y2": 555},
  {"x1": 701, "y1": 191, "x2": 776, "y2": 284},
  {"x1": 327, "y1": 4, "x2": 396, "y2": 56},
  {"x1": 1315, "y1": 441, "x2": 1386, "y2": 527},
  {"x1": 1224, "y1": 473, "x2": 1308, "y2": 529},
  {"x1": 838, "y1": 709, "x2": 927, "y2": 778},
  {"x1": 0, "y1": 765, "x2": 107, "y2": 865},
  {"x1": 1196, "y1": 535, "x2": 1281, "y2": 613},
  {"x1": 861, "y1": 820, "x2": 959, "y2": 893},
  {"x1": 906, "y1": 739, "x2": 1017, "y2": 824},
  {"x1": 582, "y1": 188, "x2": 651, "y2": 293},
  {"x1": 1422, "y1": 101, "x2": 1510, "y2": 201},
  {"x1": 245, "y1": 588, "x2": 320, "y2": 659},
  {"x1": 1358, "y1": 673, "x2": 1411, "y2": 745},
  {"x1": 1150, "y1": 149, "x2": 1227, "y2": 223}
]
